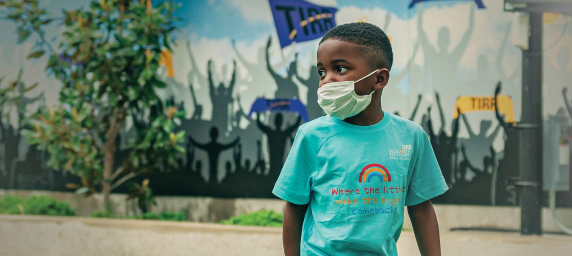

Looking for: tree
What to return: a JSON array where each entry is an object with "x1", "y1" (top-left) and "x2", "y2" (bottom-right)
[{"x1": 0, "y1": 0, "x2": 186, "y2": 211}]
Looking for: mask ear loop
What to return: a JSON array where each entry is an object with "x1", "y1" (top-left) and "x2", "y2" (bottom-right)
[
  {"x1": 355, "y1": 69, "x2": 380, "y2": 83},
  {"x1": 354, "y1": 69, "x2": 380, "y2": 95}
]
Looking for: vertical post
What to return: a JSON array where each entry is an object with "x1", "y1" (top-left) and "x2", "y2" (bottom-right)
[{"x1": 520, "y1": 12, "x2": 543, "y2": 235}]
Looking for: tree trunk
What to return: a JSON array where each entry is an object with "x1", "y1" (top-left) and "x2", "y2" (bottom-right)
[
  {"x1": 102, "y1": 143, "x2": 115, "y2": 212},
  {"x1": 102, "y1": 116, "x2": 120, "y2": 212}
]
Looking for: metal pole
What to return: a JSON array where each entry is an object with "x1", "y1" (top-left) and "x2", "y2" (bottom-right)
[{"x1": 520, "y1": 12, "x2": 543, "y2": 235}]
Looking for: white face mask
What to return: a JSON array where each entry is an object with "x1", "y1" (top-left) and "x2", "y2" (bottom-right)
[{"x1": 317, "y1": 70, "x2": 379, "y2": 120}]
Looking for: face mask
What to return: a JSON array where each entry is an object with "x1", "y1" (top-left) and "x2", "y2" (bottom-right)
[{"x1": 317, "y1": 69, "x2": 379, "y2": 120}]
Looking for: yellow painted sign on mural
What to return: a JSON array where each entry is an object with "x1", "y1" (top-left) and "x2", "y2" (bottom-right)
[
  {"x1": 453, "y1": 95, "x2": 515, "y2": 123},
  {"x1": 543, "y1": 13, "x2": 563, "y2": 24}
]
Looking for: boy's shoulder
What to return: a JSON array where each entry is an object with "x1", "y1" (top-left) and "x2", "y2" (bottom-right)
[
  {"x1": 386, "y1": 112, "x2": 425, "y2": 136},
  {"x1": 297, "y1": 115, "x2": 338, "y2": 137}
]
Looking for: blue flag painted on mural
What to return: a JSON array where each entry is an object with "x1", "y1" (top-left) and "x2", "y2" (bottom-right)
[
  {"x1": 268, "y1": 0, "x2": 338, "y2": 48},
  {"x1": 248, "y1": 98, "x2": 309, "y2": 122},
  {"x1": 409, "y1": 0, "x2": 485, "y2": 9}
]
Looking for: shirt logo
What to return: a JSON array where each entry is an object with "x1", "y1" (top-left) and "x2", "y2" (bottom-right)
[{"x1": 389, "y1": 144, "x2": 412, "y2": 160}]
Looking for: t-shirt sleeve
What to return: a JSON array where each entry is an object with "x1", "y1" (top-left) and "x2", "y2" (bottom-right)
[
  {"x1": 272, "y1": 129, "x2": 316, "y2": 205},
  {"x1": 405, "y1": 129, "x2": 449, "y2": 206}
]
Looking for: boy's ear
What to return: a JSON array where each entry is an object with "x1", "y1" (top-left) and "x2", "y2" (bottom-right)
[{"x1": 374, "y1": 68, "x2": 390, "y2": 90}]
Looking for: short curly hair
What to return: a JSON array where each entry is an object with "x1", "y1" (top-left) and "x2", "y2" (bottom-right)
[{"x1": 320, "y1": 22, "x2": 393, "y2": 71}]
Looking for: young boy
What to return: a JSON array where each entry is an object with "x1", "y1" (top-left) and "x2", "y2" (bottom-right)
[{"x1": 272, "y1": 22, "x2": 448, "y2": 256}]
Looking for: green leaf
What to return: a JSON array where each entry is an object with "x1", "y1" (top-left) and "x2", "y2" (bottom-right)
[
  {"x1": 175, "y1": 131, "x2": 185, "y2": 141},
  {"x1": 162, "y1": 120, "x2": 174, "y2": 132},
  {"x1": 27, "y1": 50, "x2": 45, "y2": 59},
  {"x1": 154, "y1": 80, "x2": 167, "y2": 88},
  {"x1": 17, "y1": 30, "x2": 31, "y2": 44},
  {"x1": 127, "y1": 86, "x2": 140, "y2": 100},
  {"x1": 174, "y1": 110, "x2": 185, "y2": 118},
  {"x1": 174, "y1": 145, "x2": 185, "y2": 153}
]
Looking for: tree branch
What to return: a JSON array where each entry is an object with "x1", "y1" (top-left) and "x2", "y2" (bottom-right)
[
  {"x1": 110, "y1": 165, "x2": 131, "y2": 182},
  {"x1": 110, "y1": 172, "x2": 136, "y2": 191}
]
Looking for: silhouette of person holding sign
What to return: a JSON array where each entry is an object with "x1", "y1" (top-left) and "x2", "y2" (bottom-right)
[{"x1": 256, "y1": 112, "x2": 301, "y2": 178}]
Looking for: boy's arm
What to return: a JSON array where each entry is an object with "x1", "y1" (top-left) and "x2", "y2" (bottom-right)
[
  {"x1": 408, "y1": 200, "x2": 442, "y2": 256},
  {"x1": 283, "y1": 201, "x2": 308, "y2": 256}
]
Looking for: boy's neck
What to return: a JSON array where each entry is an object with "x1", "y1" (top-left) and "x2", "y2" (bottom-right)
[{"x1": 343, "y1": 96, "x2": 384, "y2": 126}]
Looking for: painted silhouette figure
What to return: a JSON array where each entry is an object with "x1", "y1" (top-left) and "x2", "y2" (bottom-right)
[
  {"x1": 186, "y1": 41, "x2": 210, "y2": 90},
  {"x1": 410, "y1": 94, "x2": 423, "y2": 121},
  {"x1": 232, "y1": 36, "x2": 293, "y2": 84},
  {"x1": 494, "y1": 82, "x2": 519, "y2": 205},
  {"x1": 5, "y1": 119, "x2": 20, "y2": 189},
  {"x1": 385, "y1": 41, "x2": 421, "y2": 118},
  {"x1": 189, "y1": 127, "x2": 239, "y2": 184},
  {"x1": 455, "y1": 143, "x2": 495, "y2": 205},
  {"x1": 293, "y1": 53, "x2": 324, "y2": 120},
  {"x1": 231, "y1": 94, "x2": 252, "y2": 130},
  {"x1": 225, "y1": 161, "x2": 233, "y2": 174},
  {"x1": 0, "y1": 102, "x2": 7, "y2": 175},
  {"x1": 162, "y1": 75, "x2": 185, "y2": 105},
  {"x1": 185, "y1": 40, "x2": 209, "y2": 120},
  {"x1": 256, "y1": 112, "x2": 301, "y2": 180},
  {"x1": 389, "y1": 42, "x2": 421, "y2": 88},
  {"x1": 564, "y1": 87, "x2": 572, "y2": 123},
  {"x1": 0, "y1": 110, "x2": 15, "y2": 181},
  {"x1": 459, "y1": 113, "x2": 502, "y2": 172},
  {"x1": 418, "y1": 3, "x2": 475, "y2": 94},
  {"x1": 253, "y1": 140, "x2": 266, "y2": 175},
  {"x1": 208, "y1": 60, "x2": 236, "y2": 132},
  {"x1": 232, "y1": 36, "x2": 294, "y2": 113},
  {"x1": 189, "y1": 83, "x2": 203, "y2": 120},
  {"x1": 8, "y1": 84, "x2": 44, "y2": 189},
  {"x1": 187, "y1": 41, "x2": 236, "y2": 121},
  {"x1": 426, "y1": 93, "x2": 460, "y2": 186},
  {"x1": 232, "y1": 143, "x2": 245, "y2": 173},
  {"x1": 395, "y1": 94, "x2": 423, "y2": 121},
  {"x1": 496, "y1": 23, "x2": 520, "y2": 87},
  {"x1": 185, "y1": 138, "x2": 203, "y2": 174},
  {"x1": 13, "y1": 143, "x2": 48, "y2": 189},
  {"x1": 265, "y1": 37, "x2": 299, "y2": 99}
]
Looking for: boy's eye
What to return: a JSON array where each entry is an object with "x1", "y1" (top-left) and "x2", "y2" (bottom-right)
[
  {"x1": 318, "y1": 70, "x2": 326, "y2": 78},
  {"x1": 336, "y1": 66, "x2": 348, "y2": 74}
]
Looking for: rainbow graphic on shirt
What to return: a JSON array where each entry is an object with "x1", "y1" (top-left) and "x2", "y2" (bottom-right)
[{"x1": 359, "y1": 164, "x2": 392, "y2": 183}]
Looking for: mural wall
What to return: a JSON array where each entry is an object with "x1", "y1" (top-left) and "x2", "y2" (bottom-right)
[{"x1": 1, "y1": 0, "x2": 571, "y2": 206}]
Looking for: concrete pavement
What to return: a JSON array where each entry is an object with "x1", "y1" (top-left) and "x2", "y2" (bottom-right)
[{"x1": 0, "y1": 215, "x2": 571, "y2": 256}]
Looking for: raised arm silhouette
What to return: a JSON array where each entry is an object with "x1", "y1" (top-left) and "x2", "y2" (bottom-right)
[{"x1": 189, "y1": 127, "x2": 239, "y2": 184}]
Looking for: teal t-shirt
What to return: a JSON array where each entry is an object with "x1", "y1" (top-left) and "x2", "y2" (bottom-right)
[{"x1": 272, "y1": 112, "x2": 448, "y2": 256}]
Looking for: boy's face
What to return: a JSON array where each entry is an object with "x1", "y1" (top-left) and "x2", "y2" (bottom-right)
[{"x1": 317, "y1": 39, "x2": 388, "y2": 96}]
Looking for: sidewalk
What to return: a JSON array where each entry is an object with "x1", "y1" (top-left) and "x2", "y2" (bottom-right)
[
  {"x1": 1, "y1": 215, "x2": 571, "y2": 256},
  {"x1": 398, "y1": 230, "x2": 572, "y2": 256}
]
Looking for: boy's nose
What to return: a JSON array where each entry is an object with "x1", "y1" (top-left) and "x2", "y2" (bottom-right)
[{"x1": 320, "y1": 75, "x2": 338, "y2": 88}]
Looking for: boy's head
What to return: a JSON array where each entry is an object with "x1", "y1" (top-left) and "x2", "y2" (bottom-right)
[{"x1": 317, "y1": 22, "x2": 393, "y2": 96}]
